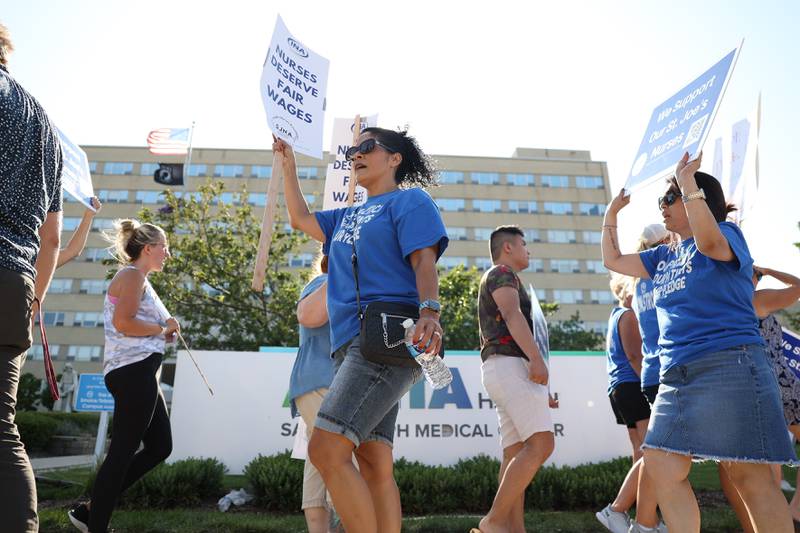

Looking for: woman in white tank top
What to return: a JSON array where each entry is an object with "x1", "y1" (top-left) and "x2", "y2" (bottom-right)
[{"x1": 68, "y1": 219, "x2": 179, "y2": 533}]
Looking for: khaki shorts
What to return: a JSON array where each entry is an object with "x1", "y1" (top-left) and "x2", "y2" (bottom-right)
[
  {"x1": 295, "y1": 388, "x2": 330, "y2": 510},
  {"x1": 481, "y1": 354, "x2": 553, "y2": 449}
]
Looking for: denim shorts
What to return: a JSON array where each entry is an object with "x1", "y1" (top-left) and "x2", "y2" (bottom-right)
[
  {"x1": 315, "y1": 336, "x2": 421, "y2": 448},
  {"x1": 643, "y1": 344, "x2": 798, "y2": 463}
]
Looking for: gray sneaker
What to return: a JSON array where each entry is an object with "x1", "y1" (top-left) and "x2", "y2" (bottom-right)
[{"x1": 596, "y1": 504, "x2": 630, "y2": 533}]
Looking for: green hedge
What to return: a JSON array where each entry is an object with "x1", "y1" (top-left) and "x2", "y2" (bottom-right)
[
  {"x1": 244, "y1": 451, "x2": 631, "y2": 513},
  {"x1": 15, "y1": 412, "x2": 103, "y2": 451}
]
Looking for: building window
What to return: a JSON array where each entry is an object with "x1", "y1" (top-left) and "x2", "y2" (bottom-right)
[
  {"x1": 473, "y1": 199, "x2": 502, "y2": 213},
  {"x1": 534, "y1": 288, "x2": 547, "y2": 301},
  {"x1": 135, "y1": 191, "x2": 162, "y2": 204},
  {"x1": 447, "y1": 227, "x2": 467, "y2": 241},
  {"x1": 576, "y1": 176, "x2": 604, "y2": 189},
  {"x1": 543, "y1": 202, "x2": 573, "y2": 215},
  {"x1": 73, "y1": 312, "x2": 103, "y2": 327},
  {"x1": 439, "y1": 171, "x2": 464, "y2": 184},
  {"x1": 49, "y1": 279, "x2": 73, "y2": 294},
  {"x1": 474, "y1": 257, "x2": 493, "y2": 271},
  {"x1": 67, "y1": 345, "x2": 102, "y2": 362},
  {"x1": 62, "y1": 217, "x2": 81, "y2": 231},
  {"x1": 439, "y1": 256, "x2": 467, "y2": 270},
  {"x1": 176, "y1": 191, "x2": 203, "y2": 202},
  {"x1": 251, "y1": 165, "x2": 272, "y2": 179},
  {"x1": 525, "y1": 229, "x2": 542, "y2": 242},
  {"x1": 550, "y1": 259, "x2": 581, "y2": 273},
  {"x1": 91, "y1": 218, "x2": 116, "y2": 232},
  {"x1": 586, "y1": 260, "x2": 607, "y2": 274},
  {"x1": 79, "y1": 279, "x2": 107, "y2": 295},
  {"x1": 524, "y1": 259, "x2": 544, "y2": 273},
  {"x1": 104, "y1": 162, "x2": 134, "y2": 175},
  {"x1": 216, "y1": 192, "x2": 238, "y2": 205},
  {"x1": 591, "y1": 290, "x2": 616, "y2": 305},
  {"x1": 84, "y1": 247, "x2": 111, "y2": 263},
  {"x1": 64, "y1": 194, "x2": 79, "y2": 203},
  {"x1": 541, "y1": 175, "x2": 569, "y2": 188},
  {"x1": 436, "y1": 198, "x2": 465, "y2": 212},
  {"x1": 297, "y1": 167, "x2": 318, "y2": 179},
  {"x1": 247, "y1": 193, "x2": 267, "y2": 207},
  {"x1": 508, "y1": 201, "x2": 537, "y2": 214},
  {"x1": 288, "y1": 253, "x2": 313, "y2": 268},
  {"x1": 186, "y1": 164, "x2": 207, "y2": 177},
  {"x1": 304, "y1": 194, "x2": 316, "y2": 207},
  {"x1": 98, "y1": 189, "x2": 129, "y2": 203},
  {"x1": 507, "y1": 173, "x2": 534, "y2": 186},
  {"x1": 473, "y1": 227, "x2": 493, "y2": 241},
  {"x1": 553, "y1": 289, "x2": 583, "y2": 304},
  {"x1": 214, "y1": 164, "x2": 244, "y2": 178},
  {"x1": 89, "y1": 161, "x2": 98, "y2": 173},
  {"x1": 472, "y1": 172, "x2": 499, "y2": 185},
  {"x1": 42, "y1": 312, "x2": 65, "y2": 326},
  {"x1": 579, "y1": 203, "x2": 605, "y2": 216},
  {"x1": 582, "y1": 231, "x2": 602, "y2": 244},
  {"x1": 28, "y1": 344, "x2": 61, "y2": 361},
  {"x1": 140, "y1": 163, "x2": 160, "y2": 176},
  {"x1": 547, "y1": 230, "x2": 577, "y2": 243}
]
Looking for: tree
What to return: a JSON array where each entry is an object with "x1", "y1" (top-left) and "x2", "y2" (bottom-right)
[
  {"x1": 438, "y1": 265, "x2": 481, "y2": 350},
  {"x1": 135, "y1": 181, "x2": 307, "y2": 351},
  {"x1": 548, "y1": 311, "x2": 605, "y2": 351}
]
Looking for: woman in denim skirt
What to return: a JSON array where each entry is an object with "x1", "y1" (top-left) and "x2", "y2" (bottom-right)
[
  {"x1": 274, "y1": 127, "x2": 448, "y2": 533},
  {"x1": 601, "y1": 152, "x2": 796, "y2": 533}
]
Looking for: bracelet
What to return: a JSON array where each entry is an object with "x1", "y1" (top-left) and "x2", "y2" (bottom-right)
[{"x1": 159, "y1": 326, "x2": 168, "y2": 336}]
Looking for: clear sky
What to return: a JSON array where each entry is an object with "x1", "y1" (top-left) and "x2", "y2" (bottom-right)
[{"x1": 3, "y1": 0, "x2": 799, "y2": 277}]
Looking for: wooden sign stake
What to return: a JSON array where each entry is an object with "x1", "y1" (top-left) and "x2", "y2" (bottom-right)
[{"x1": 251, "y1": 151, "x2": 284, "y2": 291}]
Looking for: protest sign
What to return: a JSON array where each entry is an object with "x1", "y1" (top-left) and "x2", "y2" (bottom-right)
[
  {"x1": 783, "y1": 328, "x2": 800, "y2": 381},
  {"x1": 259, "y1": 15, "x2": 329, "y2": 159},
  {"x1": 56, "y1": 128, "x2": 95, "y2": 210},
  {"x1": 322, "y1": 115, "x2": 377, "y2": 210},
  {"x1": 529, "y1": 284, "x2": 550, "y2": 362},
  {"x1": 624, "y1": 43, "x2": 741, "y2": 192}
]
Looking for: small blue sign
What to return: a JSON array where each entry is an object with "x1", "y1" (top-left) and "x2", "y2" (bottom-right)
[
  {"x1": 75, "y1": 373, "x2": 114, "y2": 412},
  {"x1": 625, "y1": 45, "x2": 740, "y2": 192},
  {"x1": 783, "y1": 328, "x2": 800, "y2": 381}
]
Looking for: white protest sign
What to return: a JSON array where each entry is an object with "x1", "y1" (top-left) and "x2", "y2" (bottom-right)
[
  {"x1": 322, "y1": 115, "x2": 377, "y2": 210},
  {"x1": 529, "y1": 284, "x2": 550, "y2": 362},
  {"x1": 260, "y1": 15, "x2": 329, "y2": 159},
  {"x1": 56, "y1": 128, "x2": 95, "y2": 211}
]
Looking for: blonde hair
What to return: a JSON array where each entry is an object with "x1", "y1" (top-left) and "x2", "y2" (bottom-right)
[
  {"x1": 106, "y1": 219, "x2": 165, "y2": 264},
  {"x1": 609, "y1": 273, "x2": 634, "y2": 304},
  {"x1": 0, "y1": 23, "x2": 13, "y2": 68}
]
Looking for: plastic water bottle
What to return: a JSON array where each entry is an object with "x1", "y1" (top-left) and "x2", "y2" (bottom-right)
[{"x1": 402, "y1": 319, "x2": 453, "y2": 390}]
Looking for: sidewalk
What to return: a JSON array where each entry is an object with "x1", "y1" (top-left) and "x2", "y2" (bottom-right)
[{"x1": 31, "y1": 454, "x2": 96, "y2": 472}]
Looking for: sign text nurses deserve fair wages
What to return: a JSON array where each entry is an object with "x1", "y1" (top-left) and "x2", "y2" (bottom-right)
[
  {"x1": 260, "y1": 15, "x2": 329, "y2": 159},
  {"x1": 625, "y1": 44, "x2": 741, "y2": 192}
]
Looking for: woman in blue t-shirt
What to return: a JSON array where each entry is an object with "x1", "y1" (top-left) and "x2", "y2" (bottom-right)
[
  {"x1": 273, "y1": 127, "x2": 448, "y2": 533},
  {"x1": 601, "y1": 152, "x2": 795, "y2": 533}
]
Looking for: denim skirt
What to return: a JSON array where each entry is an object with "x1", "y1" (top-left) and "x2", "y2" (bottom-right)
[
  {"x1": 315, "y1": 335, "x2": 421, "y2": 448},
  {"x1": 643, "y1": 343, "x2": 797, "y2": 463}
]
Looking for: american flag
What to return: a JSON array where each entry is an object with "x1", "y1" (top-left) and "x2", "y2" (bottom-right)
[{"x1": 146, "y1": 128, "x2": 190, "y2": 155}]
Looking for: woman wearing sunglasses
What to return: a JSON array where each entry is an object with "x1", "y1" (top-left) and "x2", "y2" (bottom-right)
[
  {"x1": 273, "y1": 127, "x2": 447, "y2": 533},
  {"x1": 601, "y1": 152, "x2": 796, "y2": 533}
]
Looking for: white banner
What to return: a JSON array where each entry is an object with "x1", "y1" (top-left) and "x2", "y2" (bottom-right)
[
  {"x1": 170, "y1": 350, "x2": 631, "y2": 474},
  {"x1": 260, "y1": 15, "x2": 329, "y2": 159},
  {"x1": 322, "y1": 115, "x2": 377, "y2": 210},
  {"x1": 56, "y1": 128, "x2": 95, "y2": 211}
]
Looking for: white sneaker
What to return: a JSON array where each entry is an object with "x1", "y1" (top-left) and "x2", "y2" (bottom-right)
[
  {"x1": 628, "y1": 522, "x2": 659, "y2": 533},
  {"x1": 781, "y1": 479, "x2": 795, "y2": 492},
  {"x1": 596, "y1": 504, "x2": 631, "y2": 533}
]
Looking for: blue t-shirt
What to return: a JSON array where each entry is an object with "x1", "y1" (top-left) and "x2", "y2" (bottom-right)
[
  {"x1": 633, "y1": 278, "x2": 660, "y2": 388},
  {"x1": 606, "y1": 306, "x2": 640, "y2": 393},
  {"x1": 288, "y1": 274, "x2": 334, "y2": 417},
  {"x1": 315, "y1": 188, "x2": 449, "y2": 352},
  {"x1": 639, "y1": 221, "x2": 762, "y2": 376}
]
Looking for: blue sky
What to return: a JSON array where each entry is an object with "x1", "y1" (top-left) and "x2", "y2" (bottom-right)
[{"x1": 3, "y1": 0, "x2": 799, "y2": 275}]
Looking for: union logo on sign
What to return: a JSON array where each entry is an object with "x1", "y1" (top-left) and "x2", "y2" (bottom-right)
[{"x1": 287, "y1": 38, "x2": 308, "y2": 58}]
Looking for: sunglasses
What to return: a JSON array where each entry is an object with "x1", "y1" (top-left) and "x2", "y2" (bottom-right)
[
  {"x1": 345, "y1": 138, "x2": 397, "y2": 161},
  {"x1": 658, "y1": 191, "x2": 681, "y2": 208}
]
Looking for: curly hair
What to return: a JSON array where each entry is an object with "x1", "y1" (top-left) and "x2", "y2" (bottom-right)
[{"x1": 361, "y1": 127, "x2": 438, "y2": 188}]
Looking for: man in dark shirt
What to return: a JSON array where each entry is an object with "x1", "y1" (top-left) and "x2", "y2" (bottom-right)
[
  {"x1": 0, "y1": 23, "x2": 63, "y2": 532},
  {"x1": 475, "y1": 226, "x2": 555, "y2": 533}
]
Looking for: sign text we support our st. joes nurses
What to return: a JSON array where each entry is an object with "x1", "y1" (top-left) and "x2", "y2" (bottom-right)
[
  {"x1": 624, "y1": 44, "x2": 741, "y2": 192},
  {"x1": 260, "y1": 15, "x2": 329, "y2": 159}
]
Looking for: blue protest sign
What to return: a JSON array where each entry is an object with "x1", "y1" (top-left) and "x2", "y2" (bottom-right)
[
  {"x1": 56, "y1": 127, "x2": 96, "y2": 211},
  {"x1": 783, "y1": 328, "x2": 800, "y2": 381},
  {"x1": 74, "y1": 373, "x2": 114, "y2": 412},
  {"x1": 624, "y1": 44, "x2": 741, "y2": 192}
]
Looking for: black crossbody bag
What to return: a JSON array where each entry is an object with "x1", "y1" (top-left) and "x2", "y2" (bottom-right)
[{"x1": 349, "y1": 212, "x2": 443, "y2": 367}]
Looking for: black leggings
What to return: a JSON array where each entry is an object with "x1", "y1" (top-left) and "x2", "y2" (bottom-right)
[{"x1": 89, "y1": 353, "x2": 172, "y2": 533}]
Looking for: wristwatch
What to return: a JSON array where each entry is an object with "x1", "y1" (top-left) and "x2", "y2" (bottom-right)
[
  {"x1": 419, "y1": 299, "x2": 441, "y2": 314},
  {"x1": 682, "y1": 188, "x2": 706, "y2": 203}
]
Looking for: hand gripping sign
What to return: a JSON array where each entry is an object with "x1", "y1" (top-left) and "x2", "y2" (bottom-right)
[
  {"x1": 624, "y1": 42, "x2": 742, "y2": 193},
  {"x1": 253, "y1": 15, "x2": 330, "y2": 291}
]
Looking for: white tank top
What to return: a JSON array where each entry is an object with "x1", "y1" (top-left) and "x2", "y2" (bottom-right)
[{"x1": 103, "y1": 266, "x2": 166, "y2": 375}]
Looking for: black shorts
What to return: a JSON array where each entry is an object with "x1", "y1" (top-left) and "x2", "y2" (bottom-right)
[
  {"x1": 609, "y1": 381, "x2": 651, "y2": 428},
  {"x1": 642, "y1": 384, "x2": 660, "y2": 405}
]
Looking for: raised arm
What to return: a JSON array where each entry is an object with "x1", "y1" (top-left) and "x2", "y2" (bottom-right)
[
  {"x1": 273, "y1": 137, "x2": 325, "y2": 242},
  {"x1": 619, "y1": 310, "x2": 643, "y2": 377},
  {"x1": 753, "y1": 267, "x2": 800, "y2": 318},
  {"x1": 676, "y1": 152, "x2": 734, "y2": 261},
  {"x1": 601, "y1": 189, "x2": 650, "y2": 278},
  {"x1": 296, "y1": 279, "x2": 328, "y2": 328},
  {"x1": 492, "y1": 286, "x2": 549, "y2": 385},
  {"x1": 56, "y1": 197, "x2": 101, "y2": 267}
]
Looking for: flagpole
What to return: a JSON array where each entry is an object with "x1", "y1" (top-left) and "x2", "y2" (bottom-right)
[{"x1": 183, "y1": 121, "x2": 196, "y2": 191}]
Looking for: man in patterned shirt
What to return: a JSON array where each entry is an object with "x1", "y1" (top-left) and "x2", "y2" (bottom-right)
[
  {"x1": 474, "y1": 225, "x2": 555, "y2": 533},
  {"x1": 0, "y1": 22, "x2": 63, "y2": 532}
]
